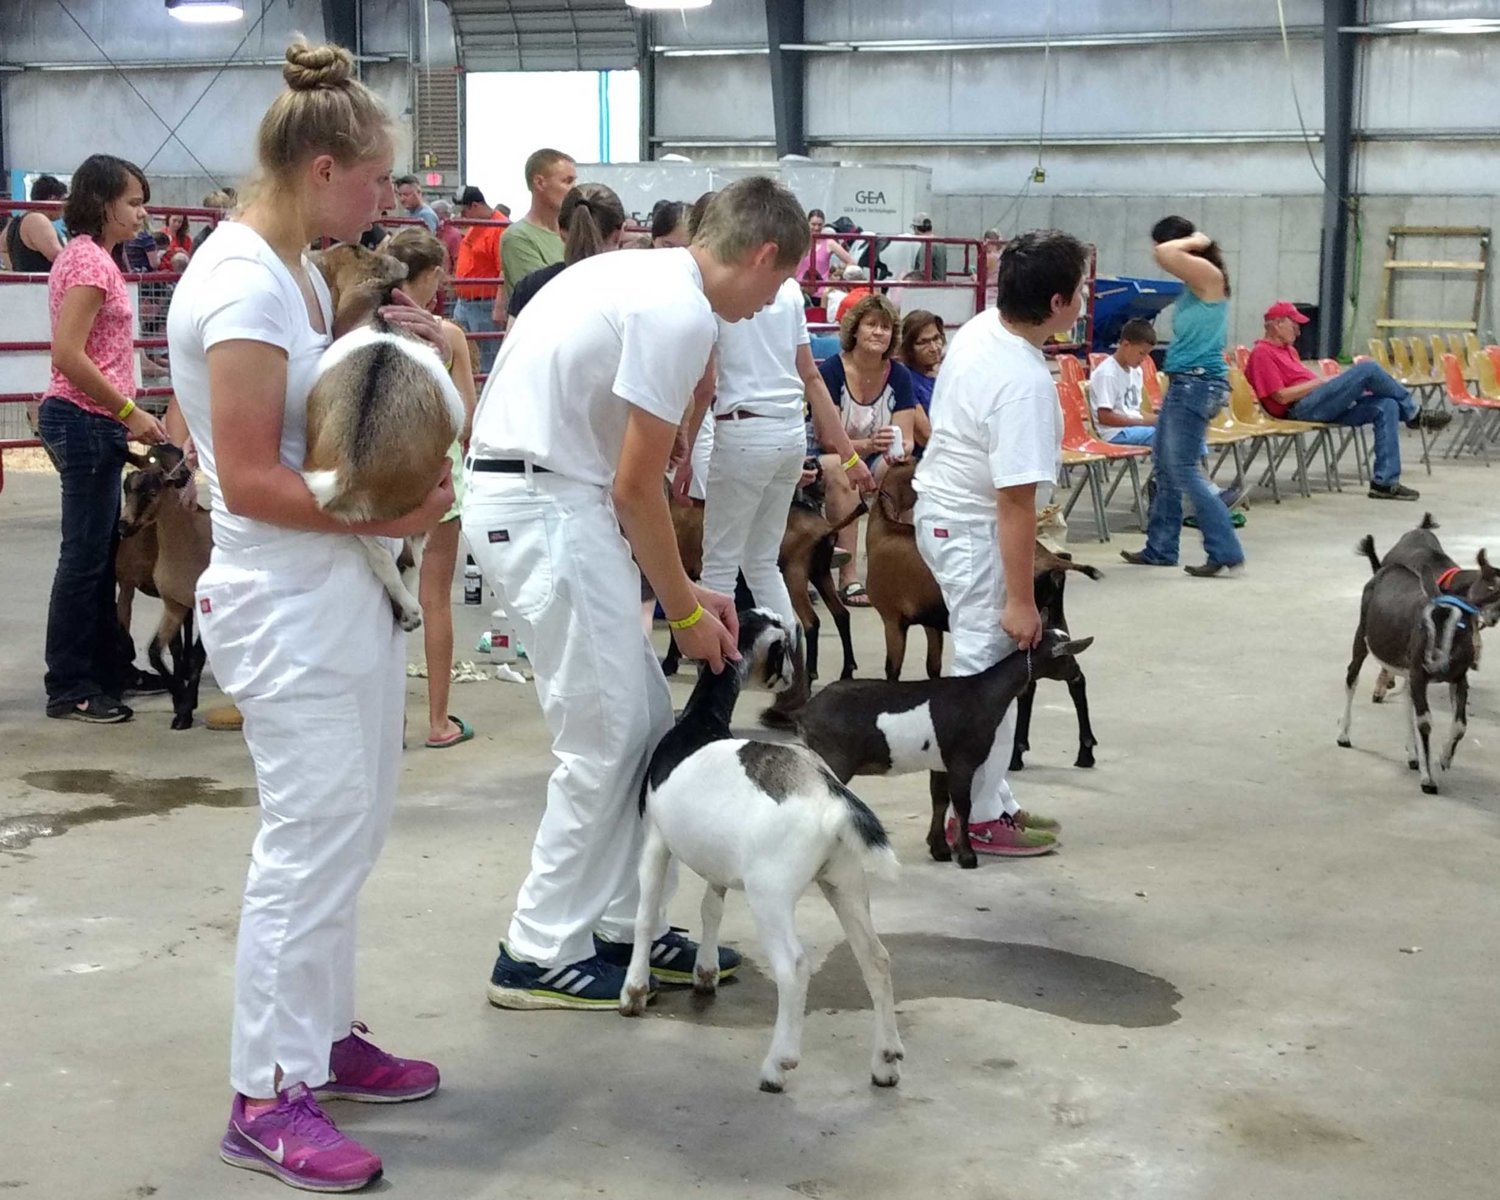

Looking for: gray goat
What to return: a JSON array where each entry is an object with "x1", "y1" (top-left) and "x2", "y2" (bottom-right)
[{"x1": 1338, "y1": 514, "x2": 1500, "y2": 793}]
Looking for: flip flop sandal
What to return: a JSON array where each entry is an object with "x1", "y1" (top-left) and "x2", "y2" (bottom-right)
[
  {"x1": 839, "y1": 582, "x2": 872, "y2": 608},
  {"x1": 425, "y1": 715, "x2": 474, "y2": 749}
]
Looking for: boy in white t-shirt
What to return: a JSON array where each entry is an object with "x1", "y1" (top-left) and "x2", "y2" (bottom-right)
[
  {"x1": 1090, "y1": 318, "x2": 1158, "y2": 445},
  {"x1": 911, "y1": 230, "x2": 1090, "y2": 857},
  {"x1": 461, "y1": 177, "x2": 810, "y2": 1010}
]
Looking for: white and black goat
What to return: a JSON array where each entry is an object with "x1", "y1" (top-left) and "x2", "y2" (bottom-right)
[
  {"x1": 305, "y1": 244, "x2": 465, "y2": 631},
  {"x1": 1338, "y1": 514, "x2": 1500, "y2": 793},
  {"x1": 622, "y1": 608, "x2": 904, "y2": 1095},
  {"x1": 792, "y1": 627, "x2": 1094, "y2": 869}
]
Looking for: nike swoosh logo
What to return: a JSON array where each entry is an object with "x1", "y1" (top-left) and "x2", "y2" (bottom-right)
[{"x1": 236, "y1": 1123, "x2": 286, "y2": 1165}]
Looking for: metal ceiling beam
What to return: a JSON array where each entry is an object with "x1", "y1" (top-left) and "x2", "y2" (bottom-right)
[
  {"x1": 655, "y1": 26, "x2": 1323, "y2": 56},
  {"x1": 1319, "y1": 0, "x2": 1358, "y2": 359},
  {"x1": 764, "y1": 0, "x2": 804, "y2": 158}
]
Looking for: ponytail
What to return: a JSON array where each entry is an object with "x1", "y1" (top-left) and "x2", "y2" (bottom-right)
[{"x1": 559, "y1": 184, "x2": 627, "y2": 265}]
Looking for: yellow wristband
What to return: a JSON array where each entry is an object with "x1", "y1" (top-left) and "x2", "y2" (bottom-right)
[
  {"x1": 842, "y1": 451, "x2": 861, "y2": 471},
  {"x1": 667, "y1": 603, "x2": 705, "y2": 631},
  {"x1": 117, "y1": 399, "x2": 137, "y2": 421}
]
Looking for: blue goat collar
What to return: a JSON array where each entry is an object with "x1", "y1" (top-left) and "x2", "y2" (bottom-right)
[{"x1": 1432, "y1": 594, "x2": 1481, "y2": 618}]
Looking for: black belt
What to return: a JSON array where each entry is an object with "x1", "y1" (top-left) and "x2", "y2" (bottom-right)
[{"x1": 469, "y1": 458, "x2": 551, "y2": 474}]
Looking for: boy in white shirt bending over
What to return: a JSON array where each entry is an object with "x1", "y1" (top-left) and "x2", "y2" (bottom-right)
[
  {"x1": 462, "y1": 177, "x2": 809, "y2": 1009},
  {"x1": 912, "y1": 230, "x2": 1089, "y2": 857},
  {"x1": 1090, "y1": 318, "x2": 1158, "y2": 445}
]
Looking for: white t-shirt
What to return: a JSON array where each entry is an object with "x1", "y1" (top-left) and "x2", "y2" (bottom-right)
[
  {"x1": 1089, "y1": 355, "x2": 1144, "y2": 442},
  {"x1": 713, "y1": 277, "x2": 809, "y2": 421},
  {"x1": 166, "y1": 221, "x2": 338, "y2": 554},
  {"x1": 468, "y1": 247, "x2": 716, "y2": 487},
  {"x1": 912, "y1": 311, "x2": 1061, "y2": 522}
]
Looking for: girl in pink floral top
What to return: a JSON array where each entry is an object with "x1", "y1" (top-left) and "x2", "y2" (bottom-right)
[{"x1": 39, "y1": 154, "x2": 167, "y2": 724}]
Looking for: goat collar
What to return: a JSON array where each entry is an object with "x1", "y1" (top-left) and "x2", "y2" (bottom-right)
[
  {"x1": 1435, "y1": 565, "x2": 1462, "y2": 593},
  {"x1": 1432, "y1": 594, "x2": 1481, "y2": 619}
]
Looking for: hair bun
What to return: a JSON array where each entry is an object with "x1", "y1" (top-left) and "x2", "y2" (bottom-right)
[{"x1": 283, "y1": 39, "x2": 354, "y2": 91}]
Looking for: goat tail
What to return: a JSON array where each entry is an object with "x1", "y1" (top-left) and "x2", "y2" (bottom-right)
[
  {"x1": 819, "y1": 773, "x2": 900, "y2": 882},
  {"x1": 1356, "y1": 534, "x2": 1381, "y2": 575},
  {"x1": 757, "y1": 703, "x2": 799, "y2": 732},
  {"x1": 1420, "y1": 512, "x2": 1440, "y2": 531}
]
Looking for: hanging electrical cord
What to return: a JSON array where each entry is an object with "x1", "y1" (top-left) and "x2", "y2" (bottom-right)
[
  {"x1": 50, "y1": 0, "x2": 229, "y2": 186},
  {"x1": 1276, "y1": 0, "x2": 1327, "y2": 186},
  {"x1": 993, "y1": 3, "x2": 1052, "y2": 235},
  {"x1": 140, "y1": 0, "x2": 273, "y2": 175}
]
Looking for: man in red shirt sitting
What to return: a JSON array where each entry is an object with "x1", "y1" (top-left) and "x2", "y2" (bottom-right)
[{"x1": 1244, "y1": 301, "x2": 1449, "y2": 501}]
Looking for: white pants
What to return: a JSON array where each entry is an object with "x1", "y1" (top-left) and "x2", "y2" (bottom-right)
[
  {"x1": 196, "y1": 537, "x2": 406, "y2": 1098},
  {"x1": 462, "y1": 471, "x2": 675, "y2": 967},
  {"x1": 700, "y1": 417, "x2": 806, "y2": 635},
  {"x1": 912, "y1": 501, "x2": 1019, "y2": 822}
]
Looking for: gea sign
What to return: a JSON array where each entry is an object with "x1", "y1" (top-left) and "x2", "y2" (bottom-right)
[{"x1": 854, "y1": 189, "x2": 887, "y2": 205}]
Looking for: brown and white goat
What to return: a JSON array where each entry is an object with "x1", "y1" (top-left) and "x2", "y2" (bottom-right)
[
  {"x1": 117, "y1": 445, "x2": 213, "y2": 729},
  {"x1": 865, "y1": 461, "x2": 1101, "y2": 769},
  {"x1": 304, "y1": 244, "x2": 464, "y2": 630},
  {"x1": 1338, "y1": 513, "x2": 1500, "y2": 794}
]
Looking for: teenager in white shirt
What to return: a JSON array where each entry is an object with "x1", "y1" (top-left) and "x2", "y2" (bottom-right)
[
  {"x1": 462, "y1": 176, "x2": 810, "y2": 1010},
  {"x1": 1090, "y1": 318, "x2": 1158, "y2": 444},
  {"x1": 170, "y1": 40, "x2": 452, "y2": 1192},
  {"x1": 912, "y1": 230, "x2": 1091, "y2": 858},
  {"x1": 695, "y1": 277, "x2": 874, "y2": 708}
]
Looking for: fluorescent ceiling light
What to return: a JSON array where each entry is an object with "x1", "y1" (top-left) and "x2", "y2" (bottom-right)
[
  {"x1": 166, "y1": 0, "x2": 245, "y2": 23},
  {"x1": 627, "y1": 0, "x2": 711, "y2": 10},
  {"x1": 1374, "y1": 18, "x2": 1500, "y2": 33}
]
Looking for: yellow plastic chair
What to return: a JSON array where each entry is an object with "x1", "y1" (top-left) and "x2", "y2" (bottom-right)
[
  {"x1": 1368, "y1": 339, "x2": 1393, "y2": 372},
  {"x1": 1388, "y1": 338, "x2": 1421, "y2": 389},
  {"x1": 1448, "y1": 333, "x2": 1478, "y2": 380},
  {"x1": 1229, "y1": 367, "x2": 1337, "y2": 499}
]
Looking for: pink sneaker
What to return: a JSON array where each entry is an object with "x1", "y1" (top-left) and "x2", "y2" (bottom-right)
[
  {"x1": 315, "y1": 1021, "x2": 440, "y2": 1104},
  {"x1": 220, "y1": 1084, "x2": 382, "y2": 1193},
  {"x1": 945, "y1": 817, "x2": 1059, "y2": 857}
]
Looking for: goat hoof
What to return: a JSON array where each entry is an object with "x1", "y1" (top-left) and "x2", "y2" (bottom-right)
[
  {"x1": 1009, "y1": 755, "x2": 1025, "y2": 772},
  {"x1": 692, "y1": 966, "x2": 719, "y2": 996},
  {"x1": 171, "y1": 714, "x2": 194, "y2": 731},
  {"x1": 1421, "y1": 782, "x2": 1439, "y2": 795},
  {"x1": 928, "y1": 842, "x2": 952, "y2": 863},
  {"x1": 397, "y1": 608, "x2": 423, "y2": 632},
  {"x1": 956, "y1": 852, "x2": 979, "y2": 870},
  {"x1": 1075, "y1": 751, "x2": 1096, "y2": 769},
  {"x1": 1336, "y1": 738, "x2": 1352, "y2": 749},
  {"x1": 1407, "y1": 759, "x2": 1420, "y2": 771},
  {"x1": 660, "y1": 659, "x2": 678, "y2": 677},
  {"x1": 758, "y1": 1078, "x2": 785, "y2": 1094},
  {"x1": 618, "y1": 985, "x2": 651, "y2": 1017},
  {"x1": 871, "y1": 1069, "x2": 901, "y2": 1088}
]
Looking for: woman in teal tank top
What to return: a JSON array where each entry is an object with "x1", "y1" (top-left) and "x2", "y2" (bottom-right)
[{"x1": 1122, "y1": 216, "x2": 1245, "y2": 575}]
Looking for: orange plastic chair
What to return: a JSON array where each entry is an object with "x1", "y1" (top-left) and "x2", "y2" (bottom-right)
[
  {"x1": 1057, "y1": 355, "x2": 1086, "y2": 388},
  {"x1": 1439, "y1": 352, "x2": 1500, "y2": 463},
  {"x1": 1056, "y1": 378, "x2": 1150, "y2": 539},
  {"x1": 1088, "y1": 352, "x2": 1109, "y2": 373}
]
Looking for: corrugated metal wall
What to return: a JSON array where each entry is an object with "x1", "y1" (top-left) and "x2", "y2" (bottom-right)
[{"x1": 649, "y1": 0, "x2": 1500, "y2": 346}]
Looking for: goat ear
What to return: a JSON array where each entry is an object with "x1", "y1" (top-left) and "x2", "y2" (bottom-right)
[
  {"x1": 877, "y1": 487, "x2": 902, "y2": 523},
  {"x1": 1480, "y1": 548, "x2": 1495, "y2": 577},
  {"x1": 125, "y1": 451, "x2": 152, "y2": 470},
  {"x1": 1060, "y1": 636, "x2": 1094, "y2": 656}
]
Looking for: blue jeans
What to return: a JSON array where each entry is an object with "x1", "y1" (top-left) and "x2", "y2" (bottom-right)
[
  {"x1": 37, "y1": 397, "x2": 137, "y2": 709},
  {"x1": 453, "y1": 298, "x2": 500, "y2": 374},
  {"x1": 1286, "y1": 360, "x2": 1416, "y2": 487},
  {"x1": 1143, "y1": 375, "x2": 1245, "y2": 567},
  {"x1": 1102, "y1": 423, "x2": 1212, "y2": 458}
]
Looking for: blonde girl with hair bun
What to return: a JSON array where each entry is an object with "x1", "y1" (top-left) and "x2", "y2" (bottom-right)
[{"x1": 166, "y1": 38, "x2": 451, "y2": 1193}]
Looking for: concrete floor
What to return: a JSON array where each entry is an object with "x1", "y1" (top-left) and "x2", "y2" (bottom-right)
[{"x1": 2, "y1": 446, "x2": 1498, "y2": 1200}]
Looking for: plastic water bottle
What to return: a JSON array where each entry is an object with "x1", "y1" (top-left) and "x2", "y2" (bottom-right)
[
  {"x1": 490, "y1": 614, "x2": 519, "y2": 663},
  {"x1": 463, "y1": 556, "x2": 482, "y2": 605},
  {"x1": 885, "y1": 425, "x2": 905, "y2": 462}
]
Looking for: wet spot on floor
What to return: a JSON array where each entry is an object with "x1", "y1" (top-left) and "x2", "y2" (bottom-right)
[
  {"x1": 0, "y1": 770, "x2": 254, "y2": 851},
  {"x1": 1217, "y1": 1093, "x2": 1364, "y2": 1158},
  {"x1": 658, "y1": 934, "x2": 1181, "y2": 1028}
]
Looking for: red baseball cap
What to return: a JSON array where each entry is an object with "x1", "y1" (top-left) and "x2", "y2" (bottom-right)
[{"x1": 1264, "y1": 300, "x2": 1309, "y2": 324}]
